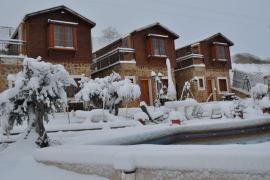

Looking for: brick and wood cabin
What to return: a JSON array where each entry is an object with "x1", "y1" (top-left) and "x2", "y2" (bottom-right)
[
  {"x1": 175, "y1": 33, "x2": 234, "y2": 102},
  {"x1": 1, "y1": 5, "x2": 95, "y2": 109},
  {"x1": 91, "y1": 23, "x2": 179, "y2": 106}
]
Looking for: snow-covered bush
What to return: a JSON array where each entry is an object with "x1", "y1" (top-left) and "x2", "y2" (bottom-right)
[
  {"x1": 0, "y1": 57, "x2": 75, "y2": 147},
  {"x1": 75, "y1": 72, "x2": 141, "y2": 115},
  {"x1": 134, "y1": 112, "x2": 149, "y2": 124},
  {"x1": 76, "y1": 109, "x2": 118, "y2": 123},
  {"x1": 168, "y1": 111, "x2": 185, "y2": 122},
  {"x1": 258, "y1": 96, "x2": 270, "y2": 109},
  {"x1": 250, "y1": 83, "x2": 268, "y2": 100}
]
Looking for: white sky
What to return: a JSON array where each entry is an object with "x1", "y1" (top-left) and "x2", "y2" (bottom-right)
[{"x1": 0, "y1": 0, "x2": 269, "y2": 58}]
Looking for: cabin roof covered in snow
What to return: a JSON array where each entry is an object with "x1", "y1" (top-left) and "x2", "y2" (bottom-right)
[
  {"x1": 93, "y1": 22, "x2": 179, "y2": 53},
  {"x1": 130, "y1": 22, "x2": 179, "y2": 39},
  {"x1": 11, "y1": 5, "x2": 96, "y2": 39},
  {"x1": 176, "y1": 33, "x2": 234, "y2": 51}
]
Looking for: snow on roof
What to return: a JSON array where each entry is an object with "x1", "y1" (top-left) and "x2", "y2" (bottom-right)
[
  {"x1": 93, "y1": 22, "x2": 179, "y2": 53},
  {"x1": 130, "y1": 22, "x2": 179, "y2": 39},
  {"x1": 10, "y1": 5, "x2": 96, "y2": 39},
  {"x1": 176, "y1": 33, "x2": 234, "y2": 51},
  {"x1": 24, "y1": 5, "x2": 95, "y2": 26}
]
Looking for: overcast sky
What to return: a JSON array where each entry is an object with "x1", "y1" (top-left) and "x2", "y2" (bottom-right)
[{"x1": 0, "y1": 0, "x2": 269, "y2": 58}]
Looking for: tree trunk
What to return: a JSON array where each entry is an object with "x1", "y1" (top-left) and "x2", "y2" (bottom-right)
[
  {"x1": 35, "y1": 102, "x2": 49, "y2": 147},
  {"x1": 114, "y1": 103, "x2": 119, "y2": 116}
]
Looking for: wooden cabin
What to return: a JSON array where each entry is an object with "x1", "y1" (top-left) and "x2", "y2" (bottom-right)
[
  {"x1": 175, "y1": 33, "x2": 234, "y2": 102},
  {"x1": 1, "y1": 5, "x2": 96, "y2": 110},
  {"x1": 91, "y1": 22, "x2": 179, "y2": 106}
]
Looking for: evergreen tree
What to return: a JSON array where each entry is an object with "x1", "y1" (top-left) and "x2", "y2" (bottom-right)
[
  {"x1": 75, "y1": 72, "x2": 140, "y2": 115},
  {"x1": 0, "y1": 57, "x2": 75, "y2": 147}
]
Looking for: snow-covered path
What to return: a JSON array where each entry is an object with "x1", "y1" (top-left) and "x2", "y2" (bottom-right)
[
  {"x1": 34, "y1": 142, "x2": 270, "y2": 173},
  {"x1": 0, "y1": 136, "x2": 108, "y2": 180}
]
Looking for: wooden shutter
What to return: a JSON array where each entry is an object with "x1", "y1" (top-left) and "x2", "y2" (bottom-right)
[
  {"x1": 48, "y1": 24, "x2": 54, "y2": 48},
  {"x1": 212, "y1": 45, "x2": 217, "y2": 61},
  {"x1": 72, "y1": 27, "x2": 77, "y2": 50},
  {"x1": 146, "y1": 37, "x2": 152, "y2": 57}
]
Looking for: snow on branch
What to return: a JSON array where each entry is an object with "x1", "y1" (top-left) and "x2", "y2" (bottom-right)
[
  {"x1": 0, "y1": 57, "x2": 75, "y2": 147},
  {"x1": 75, "y1": 72, "x2": 141, "y2": 115}
]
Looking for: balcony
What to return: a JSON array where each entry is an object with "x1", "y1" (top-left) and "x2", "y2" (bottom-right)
[
  {"x1": 91, "y1": 47, "x2": 136, "y2": 74},
  {"x1": 176, "y1": 53, "x2": 205, "y2": 70},
  {"x1": 0, "y1": 39, "x2": 26, "y2": 56}
]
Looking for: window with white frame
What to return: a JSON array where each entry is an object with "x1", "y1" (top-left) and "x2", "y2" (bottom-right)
[
  {"x1": 125, "y1": 76, "x2": 136, "y2": 84},
  {"x1": 197, "y1": 76, "x2": 205, "y2": 90},
  {"x1": 217, "y1": 77, "x2": 228, "y2": 93}
]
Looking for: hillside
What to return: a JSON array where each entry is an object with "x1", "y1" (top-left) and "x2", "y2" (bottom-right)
[{"x1": 233, "y1": 53, "x2": 270, "y2": 64}]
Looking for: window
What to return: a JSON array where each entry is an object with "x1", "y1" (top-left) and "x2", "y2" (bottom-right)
[
  {"x1": 197, "y1": 76, "x2": 205, "y2": 90},
  {"x1": 217, "y1": 78, "x2": 228, "y2": 92},
  {"x1": 152, "y1": 38, "x2": 165, "y2": 56},
  {"x1": 125, "y1": 76, "x2": 136, "y2": 84},
  {"x1": 49, "y1": 23, "x2": 77, "y2": 49},
  {"x1": 217, "y1": 45, "x2": 226, "y2": 59},
  {"x1": 64, "y1": 26, "x2": 73, "y2": 47},
  {"x1": 54, "y1": 25, "x2": 63, "y2": 46}
]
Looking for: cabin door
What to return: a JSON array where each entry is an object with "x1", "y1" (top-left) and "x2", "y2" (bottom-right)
[{"x1": 140, "y1": 79, "x2": 151, "y2": 105}]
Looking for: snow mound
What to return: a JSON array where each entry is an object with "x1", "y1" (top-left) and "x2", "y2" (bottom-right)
[
  {"x1": 134, "y1": 112, "x2": 149, "y2": 122},
  {"x1": 75, "y1": 110, "x2": 117, "y2": 123}
]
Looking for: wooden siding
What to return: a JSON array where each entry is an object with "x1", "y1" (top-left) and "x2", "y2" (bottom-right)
[
  {"x1": 23, "y1": 9, "x2": 93, "y2": 64},
  {"x1": 131, "y1": 25, "x2": 176, "y2": 68}
]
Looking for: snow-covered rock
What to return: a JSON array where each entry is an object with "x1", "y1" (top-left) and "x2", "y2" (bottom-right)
[{"x1": 134, "y1": 112, "x2": 149, "y2": 122}]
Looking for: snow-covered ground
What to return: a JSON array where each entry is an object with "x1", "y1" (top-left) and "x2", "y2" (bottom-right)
[
  {"x1": 0, "y1": 133, "x2": 108, "y2": 180},
  {"x1": 1, "y1": 114, "x2": 270, "y2": 180},
  {"x1": 1, "y1": 98, "x2": 270, "y2": 179},
  {"x1": 34, "y1": 142, "x2": 270, "y2": 173}
]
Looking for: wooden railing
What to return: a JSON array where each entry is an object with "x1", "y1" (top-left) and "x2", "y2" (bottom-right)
[
  {"x1": 176, "y1": 53, "x2": 204, "y2": 70},
  {"x1": 91, "y1": 47, "x2": 135, "y2": 74},
  {"x1": 0, "y1": 39, "x2": 26, "y2": 56}
]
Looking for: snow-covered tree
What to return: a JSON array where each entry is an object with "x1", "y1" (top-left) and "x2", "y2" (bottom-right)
[
  {"x1": 0, "y1": 57, "x2": 75, "y2": 147},
  {"x1": 166, "y1": 58, "x2": 177, "y2": 100},
  {"x1": 98, "y1": 26, "x2": 121, "y2": 44},
  {"x1": 75, "y1": 72, "x2": 141, "y2": 115},
  {"x1": 250, "y1": 83, "x2": 268, "y2": 100}
]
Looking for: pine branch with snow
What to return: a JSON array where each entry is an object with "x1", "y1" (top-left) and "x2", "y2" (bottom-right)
[
  {"x1": 0, "y1": 57, "x2": 74, "y2": 147},
  {"x1": 250, "y1": 83, "x2": 268, "y2": 101}
]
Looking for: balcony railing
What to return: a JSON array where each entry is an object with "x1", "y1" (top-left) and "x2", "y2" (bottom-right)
[
  {"x1": 91, "y1": 47, "x2": 135, "y2": 74},
  {"x1": 0, "y1": 39, "x2": 26, "y2": 56},
  {"x1": 176, "y1": 53, "x2": 204, "y2": 70}
]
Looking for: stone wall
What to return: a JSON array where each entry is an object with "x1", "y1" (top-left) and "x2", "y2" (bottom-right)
[
  {"x1": 0, "y1": 60, "x2": 90, "y2": 93},
  {"x1": 0, "y1": 63, "x2": 22, "y2": 92},
  {"x1": 92, "y1": 63, "x2": 176, "y2": 107},
  {"x1": 175, "y1": 67, "x2": 231, "y2": 102},
  {"x1": 175, "y1": 67, "x2": 207, "y2": 101},
  {"x1": 62, "y1": 63, "x2": 91, "y2": 77}
]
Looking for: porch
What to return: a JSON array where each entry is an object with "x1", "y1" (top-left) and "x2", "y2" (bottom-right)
[
  {"x1": 0, "y1": 39, "x2": 26, "y2": 63},
  {"x1": 91, "y1": 47, "x2": 136, "y2": 74}
]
